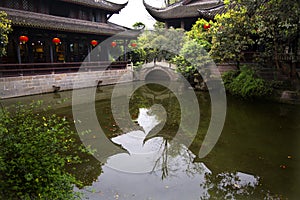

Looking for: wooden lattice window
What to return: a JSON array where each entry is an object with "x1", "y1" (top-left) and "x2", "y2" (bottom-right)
[
  {"x1": 4, "y1": 1, "x2": 16, "y2": 9},
  {"x1": 1, "y1": 0, "x2": 35, "y2": 11}
]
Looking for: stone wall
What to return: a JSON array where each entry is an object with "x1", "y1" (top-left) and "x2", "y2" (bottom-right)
[
  {"x1": 217, "y1": 64, "x2": 238, "y2": 74},
  {"x1": 0, "y1": 70, "x2": 133, "y2": 99}
]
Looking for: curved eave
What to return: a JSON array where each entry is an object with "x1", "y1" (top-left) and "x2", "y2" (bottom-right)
[
  {"x1": 198, "y1": 3, "x2": 226, "y2": 20},
  {"x1": 198, "y1": 3, "x2": 230, "y2": 20},
  {"x1": 144, "y1": 0, "x2": 221, "y2": 21},
  {"x1": 1, "y1": 7, "x2": 137, "y2": 37},
  {"x1": 59, "y1": 0, "x2": 128, "y2": 12}
]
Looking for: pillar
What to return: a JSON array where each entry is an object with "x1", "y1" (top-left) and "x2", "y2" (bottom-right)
[
  {"x1": 165, "y1": 21, "x2": 169, "y2": 29},
  {"x1": 181, "y1": 20, "x2": 185, "y2": 29}
]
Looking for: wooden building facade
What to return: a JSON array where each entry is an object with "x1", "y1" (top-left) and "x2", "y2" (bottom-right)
[{"x1": 0, "y1": 0, "x2": 136, "y2": 64}]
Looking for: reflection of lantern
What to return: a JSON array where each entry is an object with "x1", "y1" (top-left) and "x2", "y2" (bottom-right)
[
  {"x1": 19, "y1": 35, "x2": 29, "y2": 44},
  {"x1": 90, "y1": 40, "x2": 98, "y2": 46},
  {"x1": 131, "y1": 43, "x2": 137, "y2": 48},
  {"x1": 111, "y1": 41, "x2": 117, "y2": 47},
  {"x1": 203, "y1": 24, "x2": 210, "y2": 30},
  {"x1": 52, "y1": 37, "x2": 61, "y2": 45}
]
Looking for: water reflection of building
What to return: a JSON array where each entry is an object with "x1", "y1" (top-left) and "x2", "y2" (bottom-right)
[
  {"x1": 0, "y1": 0, "x2": 135, "y2": 64},
  {"x1": 75, "y1": 106, "x2": 264, "y2": 199},
  {"x1": 51, "y1": 85, "x2": 289, "y2": 199}
]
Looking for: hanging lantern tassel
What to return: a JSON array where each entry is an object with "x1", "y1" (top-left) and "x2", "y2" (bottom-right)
[
  {"x1": 90, "y1": 40, "x2": 98, "y2": 47},
  {"x1": 19, "y1": 35, "x2": 29, "y2": 44},
  {"x1": 111, "y1": 41, "x2": 117, "y2": 48},
  {"x1": 52, "y1": 37, "x2": 61, "y2": 45},
  {"x1": 131, "y1": 43, "x2": 137, "y2": 48}
]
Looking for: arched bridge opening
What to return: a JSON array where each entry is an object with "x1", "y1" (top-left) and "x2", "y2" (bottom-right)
[
  {"x1": 137, "y1": 62, "x2": 179, "y2": 82},
  {"x1": 145, "y1": 69, "x2": 171, "y2": 81}
]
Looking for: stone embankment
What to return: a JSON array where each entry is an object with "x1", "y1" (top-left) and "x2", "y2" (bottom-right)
[{"x1": 0, "y1": 69, "x2": 133, "y2": 99}]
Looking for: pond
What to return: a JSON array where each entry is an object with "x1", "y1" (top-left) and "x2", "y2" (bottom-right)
[{"x1": 3, "y1": 83, "x2": 300, "y2": 199}]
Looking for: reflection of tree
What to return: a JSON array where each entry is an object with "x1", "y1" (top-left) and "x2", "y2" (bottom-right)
[
  {"x1": 200, "y1": 171, "x2": 283, "y2": 199},
  {"x1": 57, "y1": 84, "x2": 296, "y2": 199},
  {"x1": 202, "y1": 172, "x2": 259, "y2": 199},
  {"x1": 150, "y1": 137, "x2": 206, "y2": 180},
  {"x1": 129, "y1": 83, "x2": 181, "y2": 136},
  {"x1": 67, "y1": 155, "x2": 104, "y2": 188},
  {"x1": 129, "y1": 83, "x2": 210, "y2": 180},
  {"x1": 151, "y1": 139, "x2": 170, "y2": 179}
]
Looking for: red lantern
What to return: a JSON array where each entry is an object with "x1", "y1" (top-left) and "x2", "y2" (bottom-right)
[
  {"x1": 111, "y1": 41, "x2": 117, "y2": 47},
  {"x1": 203, "y1": 24, "x2": 211, "y2": 30},
  {"x1": 131, "y1": 43, "x2": 137, "y2": 48},
  {"x1": 90, "y1": 40, "x2": 98, "y2": 47},
  {"x1": 52, "y1": 37, "x2": 61, "y2": 45},
  {"x1": 19, "y1": 35, "x2": 29, "y2": 44}
]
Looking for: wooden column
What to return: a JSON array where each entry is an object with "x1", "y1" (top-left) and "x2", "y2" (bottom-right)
[
  {"x1": 100, "y1": 42, "x2": 109, "y2": 61},
  {"x1": 181, "y1": 20, "x2": 185, "y2": 29},
  {"x1": 17, "y1": 44, "x2": 21, "y2": 64},
  {"x1": 87, "y1": 45, "x2": 91, "y2": 62},
  {"x1": 50, "y1": 42, "x2": 54, "y2": 63},
  {"x1": 123, "y1": 39, "x2": 128, "y2": 61},
  {"x1": 165, "y1": 21, "x2": 169, "y2": 29}
]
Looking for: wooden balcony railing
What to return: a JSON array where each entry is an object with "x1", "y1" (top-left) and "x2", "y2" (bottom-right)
[{"x1": 0, "y1": 61, "x2": 131, "y2": 77}]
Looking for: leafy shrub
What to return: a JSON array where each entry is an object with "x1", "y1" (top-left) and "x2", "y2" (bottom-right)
[
  {"x1": 172, "y1": 54, "x2": 195, "y2": 79},
  {"x1": 0, "y1": 11, "x2": 12, "y2": 57},
  {"x1": 172, "y1": 39, "x2": 213, "y2": 82},
  {"x1": 221, "y1": 70, "x2": 239, "y2": 87},
  {"x1": 0, "y1": 102, "x2": 84, "y2": 199},
  {"x1": 186, "y1": 18, "x2": 212, "y2": 51},
  {"x1": 269, "y1": 80, "x2": 292, "y2": 90},
  {"x1": 222, "y1": 66, "x2": 273, "y2": 99},
  {"x1": 132, "y1": 61, "x2": 144, "y2": 71}
]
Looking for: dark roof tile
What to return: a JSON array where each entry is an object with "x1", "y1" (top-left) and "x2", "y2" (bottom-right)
[
  {"x1": 1, "y1": 7, "x2": 136, "y2": 37},
  {"x1": 59, "y1": 0, "x2": 128, "y2": 12},
  {"x1": 144, "y1": 0, "x2": 222, "y2": 20},
  {"x1": 198, "y1": 3, "x2": 227, "y2": 20}
]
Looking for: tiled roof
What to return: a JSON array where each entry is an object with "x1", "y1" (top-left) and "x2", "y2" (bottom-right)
[
  {"x1": 1, "y1": 7, "x2": 137, "y2": 37},
  {"x1": 59, "y1": 0, "x2": 128, "y2": 12},
  {"x1": 198, "y1": 3, "x2": 227, "y2": 20},
  {"x1": 143, "y1": 0, "x2": 223, "y2": 20}
]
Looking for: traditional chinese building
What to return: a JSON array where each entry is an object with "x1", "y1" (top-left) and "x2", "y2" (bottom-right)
[
  {"x1": 0, "y1": 0, "x2": 136, "y2": 64},
  {"x1": 143, "y1": 0, "x2": 225, "y2": 30}
]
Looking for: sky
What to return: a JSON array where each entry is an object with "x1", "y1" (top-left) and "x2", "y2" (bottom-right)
[{"x1": 108, "y1": 0, "x2": 165, "y2": 29}]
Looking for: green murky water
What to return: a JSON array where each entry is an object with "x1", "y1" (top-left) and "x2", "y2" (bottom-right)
[{"x1": 3, "y1": 83, "x2": 300, "y2": 199}]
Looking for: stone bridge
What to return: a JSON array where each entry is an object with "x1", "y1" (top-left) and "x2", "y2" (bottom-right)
[{"x1": 135, "y1": 62, "x2": 179, "y2": 81}]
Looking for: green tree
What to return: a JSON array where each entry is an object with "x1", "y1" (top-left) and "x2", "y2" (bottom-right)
[
  {"x1": 153, "y1": 21, "x2": 165, "y2": 30},
  {"x1": 209, "y1": 1, "x2": 256, "y2": 69},
  {"x1": 0, "y1": 11, "x2": 12, "y2": 57},
  {"x1": 171, "y1": 19, "x2": 213, "y2": 81},
  {"x1": 186, "y1": 18, "x2": 212, "y2": 51},
  {"x1": 172, "y1": 39, "x2": 212, "y2": 81},
  {"x1": 208, "y1": 0, "x2": 299, "y2": 75},
  {"x1": 130, "y1": 27, "x2": 184, "y2": 65},
  {"x1": 255, "y1": 0, "x2": 300, "y2": 76}
]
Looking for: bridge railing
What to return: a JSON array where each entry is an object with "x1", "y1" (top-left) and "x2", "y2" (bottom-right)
[{"x1": 0, "y1": 61, "x2": 130, "y2": 77}]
